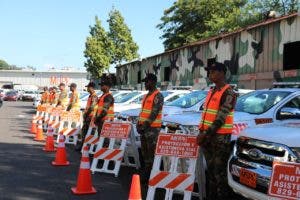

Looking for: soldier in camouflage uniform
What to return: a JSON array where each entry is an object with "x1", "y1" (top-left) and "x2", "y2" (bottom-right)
[
  {"x1": 197, "y1": 62, "x2": 237, "y2": 200},
  {"x1": 75, "y1": 82, "x2": 98, "y2": 151},
  {"x1": 56, "y1": 83, "x2": 69, "y2": 109},
  {"x1": 136, "y1": 73, "x2": 164, "y2": 185},
  {"x1": 94, "y1": 77, "x2": 114, "y2": 134}
]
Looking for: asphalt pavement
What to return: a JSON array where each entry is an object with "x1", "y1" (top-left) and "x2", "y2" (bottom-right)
[
  {"x1": 0, "y1": 101, "x2": 247, "y2": 200},
  {"x1": 0, "y1": 101, "x2": 135, "y2": 200}
]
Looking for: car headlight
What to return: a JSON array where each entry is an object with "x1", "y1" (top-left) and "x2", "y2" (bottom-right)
[
  {"x1": 182, "y1": 125, "x2": 199, "y2": 135},
  {"x1": 291, "y1": 147, "x2": 300, "y2": 161}
]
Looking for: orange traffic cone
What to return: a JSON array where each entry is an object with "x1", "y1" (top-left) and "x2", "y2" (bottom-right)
[
  {"x1": 34, "y1": 120, "x2": 45, "y2": 141},
  {"x1": 71, "y1": 146, "x2": 96, "y2": 195},
  {"x1": 52, "y1": 134, "x2": 70, "y2": 166},
  {"x1": 30, "y1": 117, "x2": 37, "y2": 134},
  {"x1": 128, "y1": 174, "x2": 142, "y2": 200},
  {"x1": 43, "y1": 125, "x2": 56, "y2": 152}
]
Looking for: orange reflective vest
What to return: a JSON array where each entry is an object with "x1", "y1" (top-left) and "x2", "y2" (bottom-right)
[
  {"x1": 96, "y1": 93, "x2": 114, "y2": 121},
  {"x1": 69, "y1": 91, "x2": 80, "y2": 111},
  {"x1": 85, "y1": 91, "x2": 98, "y2": 118},
  {"x1": 199, "y1": 84, "x2": 234, "y2": 134},
  {"x1": 138, "y1": 90, "x2": 162, "y2": 128},
  {"x1": 49, "y1": 93, "x2": 56, "y2": 104},
  {"x1": 41, "y1": 91, "x2": 49, "y2": 104}
]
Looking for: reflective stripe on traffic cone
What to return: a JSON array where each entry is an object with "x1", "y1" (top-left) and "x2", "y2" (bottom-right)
[
  {"x1": 43, "y1": 125, "x2": 56, "y2": 152},
  {"x1": 71, "y1": 146, "x2": 96, "y2": 195},
  {"x1": 34, "y1": 120, "x2": 45, "y2": 141},
  {"x1": 128, "y1": 174, "x2": 142, "y2": 200},
  {"x1": 52, "y1": 134, "x2": 70, "y2": 166}
]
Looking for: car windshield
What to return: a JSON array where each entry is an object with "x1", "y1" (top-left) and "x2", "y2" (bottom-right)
[
  {"x1": 235, "y1": 90, "x2": 291, "y2": 114},
  {"x1": 166, "y1": 90, "x2": 207, "y2": 108},
  {"x1": 115, "y1": 91, "x2": 141, "y2": 103},
  {"x1": 161, "y1": 91, "x2": 172, "y2": 97}
]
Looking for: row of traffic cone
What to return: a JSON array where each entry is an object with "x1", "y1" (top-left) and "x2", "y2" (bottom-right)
[{"x1": 33, "y1": 119, "x2": 141, "y2": 198}]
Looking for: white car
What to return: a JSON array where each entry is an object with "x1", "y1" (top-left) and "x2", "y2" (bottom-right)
[
  {"x1": 118, "y1": 90, "x2": 208, "y2": 123},
  {"x1": 162, "y1": 87, "x2": 300, "y2": 137},
  {"x1": 114, "y1": 90, "x2": 191, "y2": 115},
  {"x1": 228, "y1": 118, "x2": 300, "y2": 200}
]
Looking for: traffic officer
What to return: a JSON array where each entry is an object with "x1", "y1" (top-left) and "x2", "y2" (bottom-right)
[
  {"x1": 56, "y1": 83, "x2": 69, "y2": 109},
  {"x1": 94, "y1": 76, "x2": 114, "y2": 133},
  {"x1": 40, "y1": 87, "x2": 49, "y2": 104},
  {"x1": 66, "y1": 83, "x2": 81, "y2": 111},
  {"x1": 197, "y1": 61, "x2": 237, "y2": 200},
  {"x1": 136, "y1": 73, "x2": 164, "y2": 185},
  {"x1": 51, "y1": 87, "x2": 59, "y2": 105},
  {"x1": 76, "y1": 82, "x2": 98, "y2": 151}
]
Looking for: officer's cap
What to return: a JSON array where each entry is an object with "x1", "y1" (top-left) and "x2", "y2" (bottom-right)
[
  {"x1": 141, "y1": 73, "x2": 157, "y2": 83},
  {"x1": 205, "y1": 62, "x2": 227, "y2": 73}
]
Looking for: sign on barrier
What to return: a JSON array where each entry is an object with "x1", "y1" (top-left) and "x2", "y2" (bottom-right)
[
  {"x1": 101, "y1": 122, "x2": 131, "y2": 139},
  {"x1": 156, "y1": 135, "x2": 198, "y2": 158},
  {"x1": 268, "y1": 162, "x2": 300, "y2": 200},
  {"x1": 147, "y1": 133, "x2": 199, "y2": 200},
  {"x1": 91, "y1": 121, "x2": 137, "y2": 177}
]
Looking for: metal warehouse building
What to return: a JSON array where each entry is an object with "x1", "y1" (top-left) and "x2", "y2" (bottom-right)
[
  {"x1": 116, "y1": 13, "x2": 300, "y2": 90},
  {"x1": 0, "y1": 70, "x2": 89, "y2": 90}
]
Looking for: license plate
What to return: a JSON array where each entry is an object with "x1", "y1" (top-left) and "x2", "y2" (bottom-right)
[{"x1": 239, "y1": 168, "x2": 257, "y2": 188}]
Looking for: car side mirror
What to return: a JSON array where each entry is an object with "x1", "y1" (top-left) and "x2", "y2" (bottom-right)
[{"x1": 278, "y1": 107, "x2": 300, "y2": 120}]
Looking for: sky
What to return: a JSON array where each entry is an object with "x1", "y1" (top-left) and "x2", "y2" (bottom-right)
[{"x1": 0, "y1": 0, "x2": 175, "y2": 72}]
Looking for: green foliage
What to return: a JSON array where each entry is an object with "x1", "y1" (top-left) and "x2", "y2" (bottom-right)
[
  {"x1": 84, "y1": 16, "x2": 113, "y2": 78},
  {"x1": 158, "y1": 0, "x2": 298, "y2": 50},
  {"x1": 0, "y1": 59, "x2": 10, "y2": 70},
  {"x1": 108, "y1": 8, "x2": 139, "y2": 65},
  {"x1": 0, "y1": 59, "x2": 22, "y2": 70}
]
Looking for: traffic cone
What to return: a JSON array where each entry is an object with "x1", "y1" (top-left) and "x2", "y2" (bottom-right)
[
  {"x1": 30, "y1": 117, "x2": 37, "y2": 134},
  {"x1": 34, "y1": 120, "x2": 45, "y2": 141},
  {"x1": 71, "y1": 146, "x2": 96, "y2": 195},
  {"x1": 43, "y1": 125, "x2": 56, "y2": 152},
  {"x1": 52, "y1": 134, "x2": 70, "y2": 166},
  {"x1": 128, "y1": 174, "x2": 142, "y2": 200}
]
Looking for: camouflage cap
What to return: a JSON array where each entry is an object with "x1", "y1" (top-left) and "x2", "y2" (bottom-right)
[
  {"x1": 205, "y1": 62, "x2": 227, "y2": 73},
  {"x1": 141, "y1": 73, "x2": 157, "y2": 83},
  {"x1": 85, "y1": 82, "x2": 96, "y2": 88}
]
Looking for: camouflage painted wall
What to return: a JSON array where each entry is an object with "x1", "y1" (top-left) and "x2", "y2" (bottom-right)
[{"x1": 116, "y1": 14, "x2": 300, "y2": 90}]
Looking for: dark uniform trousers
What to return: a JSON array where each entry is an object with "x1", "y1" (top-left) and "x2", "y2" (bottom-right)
[
  {"x1": 202, "y1": 133, "x2": 233, "y2": 200},
  {"x1": 140, "y1": 127, "x2": 160, "y2": 183}
]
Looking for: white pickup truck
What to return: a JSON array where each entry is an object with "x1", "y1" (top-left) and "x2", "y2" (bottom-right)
[{"x1": 228, "y1": 117, "x2": 300, "y2": 200}]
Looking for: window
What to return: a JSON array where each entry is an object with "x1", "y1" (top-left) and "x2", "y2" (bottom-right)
[
  {"x1": 283, "y1": 41, "x2": 300, "y2": 70},
  {"x1": 137, "y1": 71, "x2": 141, "y2": 83},
  {"x1": 164, "y1": 67, "x2": 170, "y2": 81},
  {"x1": 277, "y1": 95, "x2": 300, "y2": 120},
  {"x1": 235, "y1": 90, "x2": 291, "y2": 114},
  {"x1": 166, "y1": 91, "x2": 208, "y2": 108}
]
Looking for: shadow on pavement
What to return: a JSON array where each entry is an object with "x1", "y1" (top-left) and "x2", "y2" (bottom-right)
[{"x1": 0, "y1": 142, "x2": 134, "y2": 200}]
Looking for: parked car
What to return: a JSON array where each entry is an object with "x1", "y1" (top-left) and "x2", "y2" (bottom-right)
[
  {"x1": 3, "y1": 91, "x2": 18, "y2": 101},
  {"x1": 162, "y1": 87, "x2": 299, "y2": 136},
  {"x1": 22, "y1": 90, "x2": 39, "y2": 101},
  {"x1": 114, "y1": 90, "x2": 191, "y2": 115},
  {"x1": 228, "y1": 118, "x2": 300, "y2": 200}
]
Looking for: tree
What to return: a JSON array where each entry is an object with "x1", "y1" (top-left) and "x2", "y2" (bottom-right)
[
  {"x1": 84, "y1": 16, "x2": 113, "y2": 78},
  {"x1": 0, "y1": 59, "x2": 10, "y2": 70},
  {"x1": 158, "y1": 0, "x2": 298, "y2": 50},
  {"x1": 107, "y1": 8, "x2": 139, "y2": 65}
]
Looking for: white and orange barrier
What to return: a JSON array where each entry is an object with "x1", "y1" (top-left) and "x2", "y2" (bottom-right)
[
  {"x1": 57, "y1": 110, "x2": 82, "y2": 145},
  {"x1": 30, "y1": 105, "x2": 47, "y2": 134},
  {"x1": 90, "y1": 121, "x2": 132, "y2": 177},
  {"x1": 146, "y1": 133, "x2": 199, "y2": 200}
]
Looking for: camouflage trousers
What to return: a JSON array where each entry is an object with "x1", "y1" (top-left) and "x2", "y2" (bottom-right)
[
  {"x1": 202, "y1": 133, "x2": 233, "y2": 200},
  {"x1": 140, "y1": 127, "x2": 160, "y2": 184}
]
